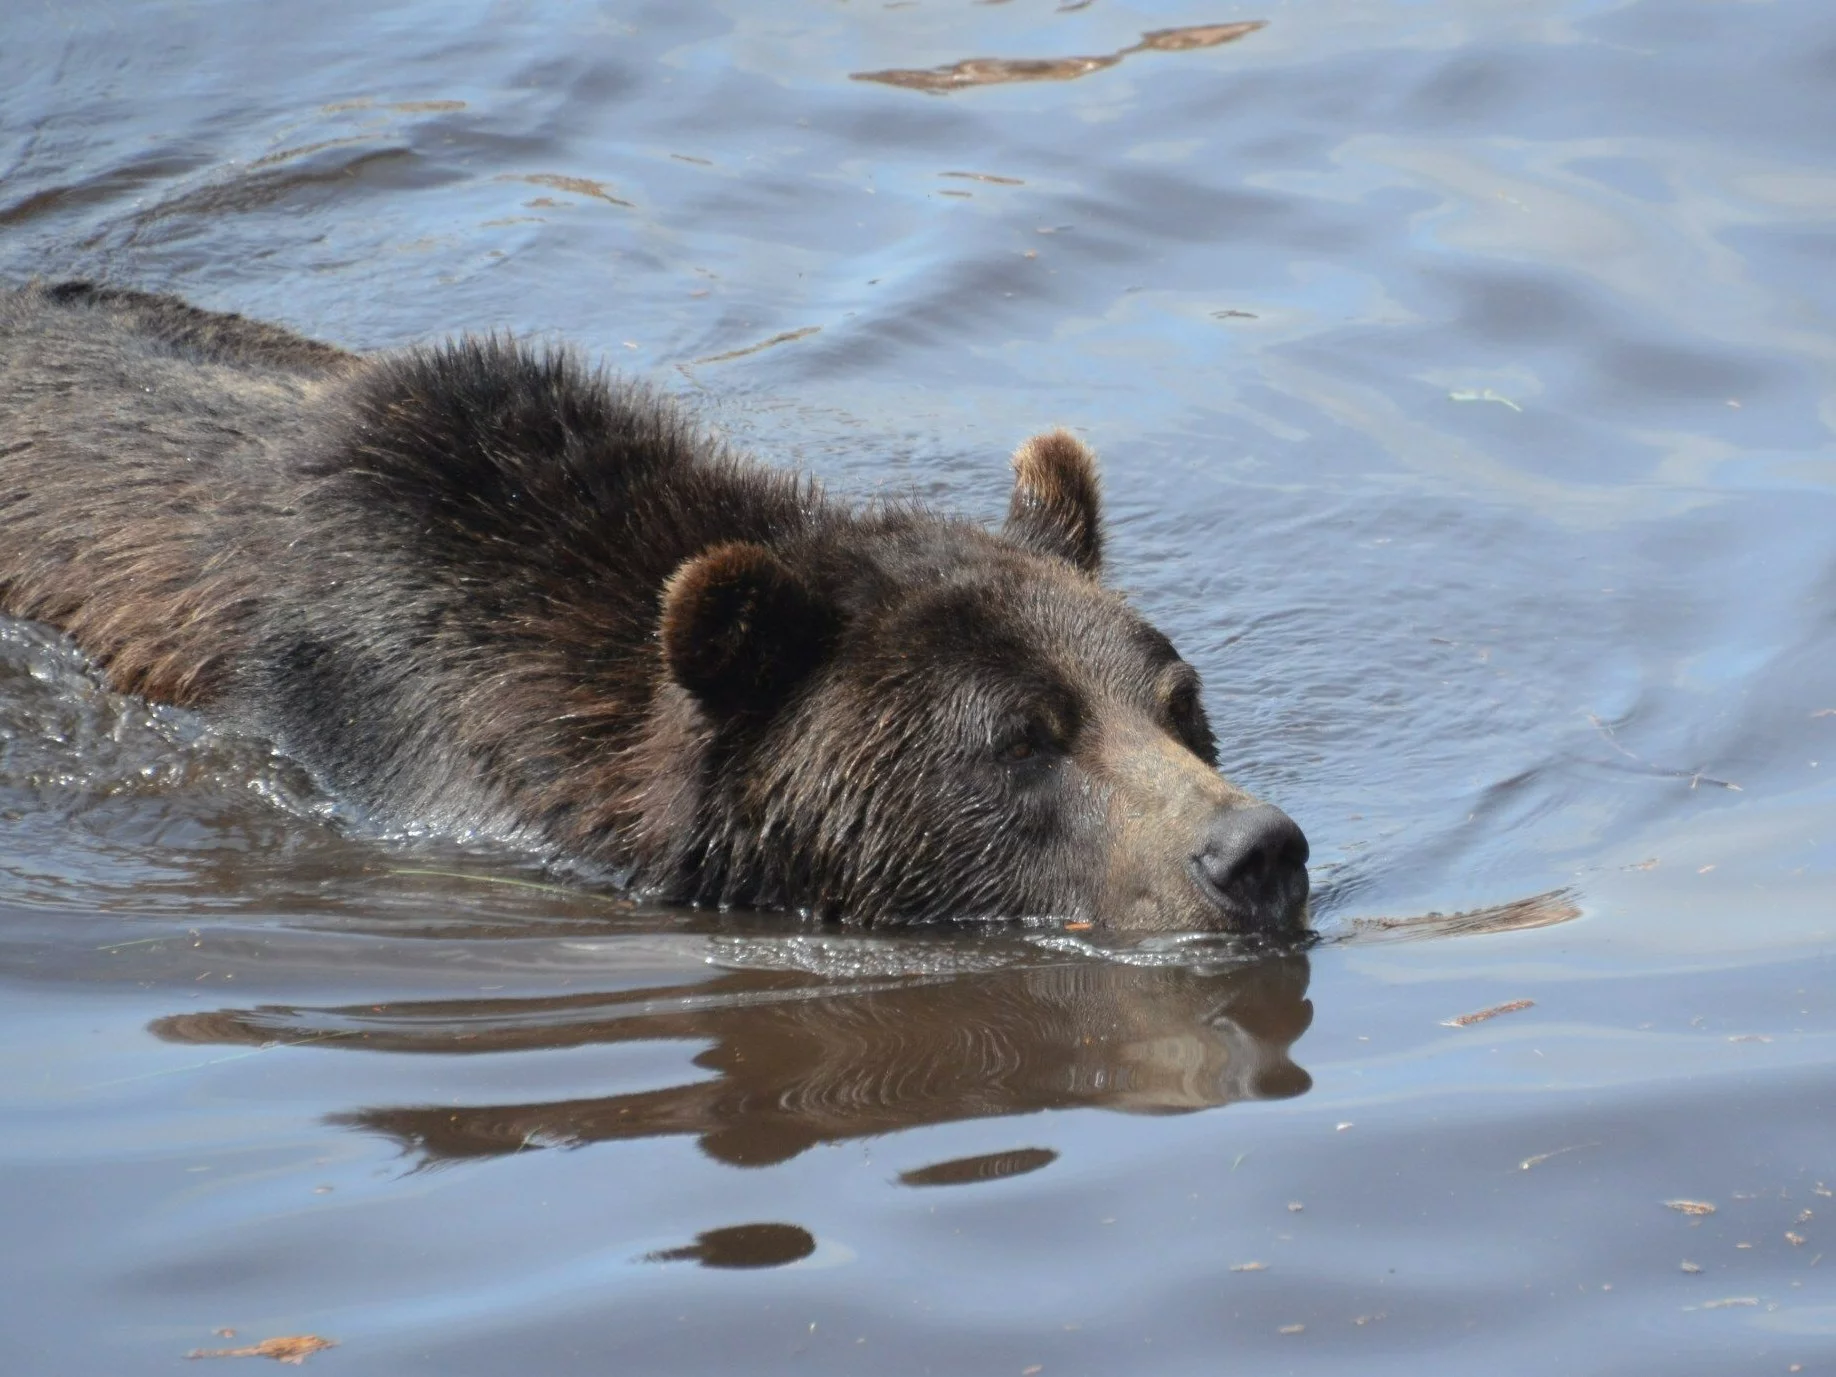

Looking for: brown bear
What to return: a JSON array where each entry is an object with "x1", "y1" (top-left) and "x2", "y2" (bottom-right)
[{"x1": 0, "y1": 281, "x2": 1308, "y2": 931}]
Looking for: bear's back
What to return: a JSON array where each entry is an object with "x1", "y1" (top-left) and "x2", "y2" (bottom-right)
[{"x1": 0, "y1": 282, "x2": 352, "y2": 703}]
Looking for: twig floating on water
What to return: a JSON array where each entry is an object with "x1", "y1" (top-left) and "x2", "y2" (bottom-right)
[
  {"x1": 1449, "y1": 388, "x2": 1522, "y2": 411},
  {"x1": 497, "y1": 173, "x2": 631, "y2": 207},
  {"x1": 1347, "y1": 890, "x2": 1580, "y2": 942},
  {"x1": 1586, "y1": 715, "x2": 1741, "y2": 790},
  {"x1": 186, "y1": 1335, "x2": 337, "y2": 1364},
  {"x1": 940, "y1": 170, "x2": 1024, "y2": 185},
  {"x1": 690, "y1": 325, "x2": 821, "y2": 367},
  {"x1": 1444, "y1": 998, "x2": 1534, "y2": 1027},
  {"x1": 382, "y1": 867, "x2": 631, "y2": 905},
  {"x1": 1520, "y1": 1141, "x2": 1598, "y2": 1171},
  {"x1": 852, "y1": 21, "x2": 1265, "y2": 93}
]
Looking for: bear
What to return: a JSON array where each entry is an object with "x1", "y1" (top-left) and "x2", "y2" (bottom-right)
[{"x1": 0, "y1": 281, "x2": 1309, "y2": 931}]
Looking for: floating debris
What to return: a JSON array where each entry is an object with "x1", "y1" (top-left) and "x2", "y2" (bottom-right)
[
  {"x1": 383, "y1": 867, "x2": 633, "y2": 904},
  {"x1": 498, "y1": 173, "x2": 632, "y2": 207},
  {"x1": 859, "y1": 53, "x2": 1120, "y2": 92},
  {"x1": 1348, "y1": 889, "x2": 1580, "y2": 941},
  {"x1": 941, "y1": 170, "x2": 1024, "y2": 185},
  {"x1": 1230, "y1": 1261, "x2": 1268, "y2": 1272},
  {"x1": 853, "y1": 21, "x2": 1265, "y2": 93},
  {"x1": 1666, "y1": 1200, "x2": 1717, "y2": 1216},
  {"x1": 1587, "y1": 714, "x2": 1741, "y2": 791},
  {"x1": 1449, "y1": 388, "x2": 1523, "y2": 412},
  {"x1": 690, "y1": 325, "x2": 822, "y2": 367},
  {"x1": 1520, "y1": 1142, "x2": 1599, "y2": 1171},
  {"x1": 186, "y1": 1335, "x2": 337, "y2": 1365},
  {"x1": 321, "y1": 97, "x2": 466, "y2": 114},
  {"x1": 1681, "y1": 1260, "x2": 1702, "y2": 1274},
  {"x1": 1136, "y1": 23, "x2": 1267, "y2": 52},
  {"x1": 1444, "y1": 998, "x2": 1535, "y2": 1028}
]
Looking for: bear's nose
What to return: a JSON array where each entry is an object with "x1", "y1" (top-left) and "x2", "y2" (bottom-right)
[{"x1": 1191, "y1": 804, "x2": 1310, "y2": 929}]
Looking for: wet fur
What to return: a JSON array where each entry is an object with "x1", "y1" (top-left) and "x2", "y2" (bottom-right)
[{"x1": 0, "y1": 281, "x2": 1270, "y2": 928}]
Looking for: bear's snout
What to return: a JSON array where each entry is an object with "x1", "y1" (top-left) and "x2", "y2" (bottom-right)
[
  {"x1": 1189, "y1": 803, "x2": 1310, "y2": 931},
  {"x1": 1091, "y1": 717, "x2": 1309, "y2": 933}
]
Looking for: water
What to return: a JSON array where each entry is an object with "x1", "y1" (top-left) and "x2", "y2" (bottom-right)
[{"x1": 2, "y1": 0, "x2": 1834, "y2": 1371}]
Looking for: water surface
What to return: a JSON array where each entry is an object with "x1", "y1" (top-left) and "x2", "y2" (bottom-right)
[{"x1": 2, "y1": 1, "x2": 1833, "y2": 1372}]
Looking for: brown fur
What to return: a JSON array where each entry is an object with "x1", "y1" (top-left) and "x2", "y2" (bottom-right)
[
  {"x1": 1006, "y1": 428, "x2": 1105, "y2": 575},
  {"x1": 0, "y1": 281, "x2": 1309, "y2": 931},
  {"x1": 0, "y1": 283, "x2": 354, "y2": 704}
]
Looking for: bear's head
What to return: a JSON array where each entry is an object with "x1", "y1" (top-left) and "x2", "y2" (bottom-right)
[{"x1": 650, "y1": 431, "x2": 1309, "y2": 933}]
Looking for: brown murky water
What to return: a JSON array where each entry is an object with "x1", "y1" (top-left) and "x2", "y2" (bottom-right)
[{"x1": 3, "y1": 1, "x2": 1835, "y2": 1372}]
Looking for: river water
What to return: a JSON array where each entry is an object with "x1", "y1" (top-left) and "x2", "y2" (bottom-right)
[{"x1": 2, "y1": 1, "x2": 1833, "y2": 1372}]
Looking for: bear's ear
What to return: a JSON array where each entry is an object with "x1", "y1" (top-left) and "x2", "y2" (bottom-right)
[
  {"x1": 660, "y1": 543, "x2": 838, "y2": 719},
  {"x1": 1002, "y1": 429, "x2": 1103, "y2": 576}
]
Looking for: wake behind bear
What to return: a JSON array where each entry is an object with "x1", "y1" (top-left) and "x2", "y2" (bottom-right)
[{"x1": 0, "y1": 282, "x2": 1308, "y2": 931}]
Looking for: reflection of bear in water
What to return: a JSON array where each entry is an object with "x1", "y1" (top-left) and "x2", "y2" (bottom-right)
[
  {"x1": 150, "y1": 951, "x2": 1314, "y2": 1168},
  {"x1": 0, "y1": 282, "x2": 1307, "y2": 929}
]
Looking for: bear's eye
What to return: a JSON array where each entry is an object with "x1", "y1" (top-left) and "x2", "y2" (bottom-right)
[
  {"x1": 1165, "y1": 681, "x2": 1198, "y2": 728},
  {"x1": 991, "y1": 713, "x2": 1065, "y2": 766},
  {"x1": 993, "y1": 728, "x2": 1044, "y2": 763},
  {"x1": 1156, "y1": 665, "x2": 1218, "y2": 765}
]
